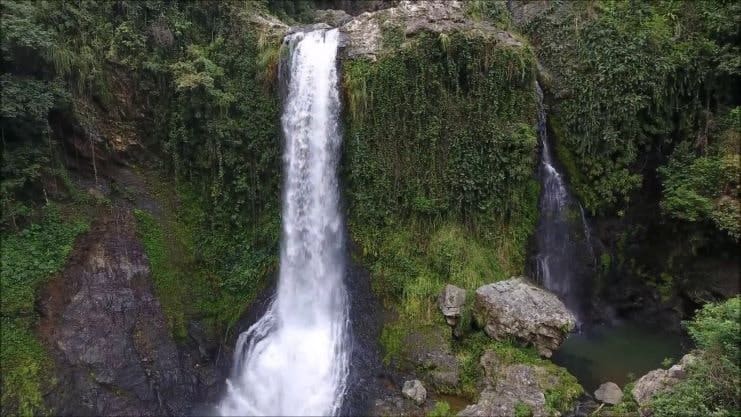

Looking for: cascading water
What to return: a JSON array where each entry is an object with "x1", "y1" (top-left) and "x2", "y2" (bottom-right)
[
  {"x1": 534, "y1": 83, "x2": 594, "y2": 324},
  {"x1": 219, "y1": 28, "x2": 349, "y2": 416}
]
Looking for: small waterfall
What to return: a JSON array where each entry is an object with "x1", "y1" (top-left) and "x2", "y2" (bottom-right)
[
  {"x1": 534, "y1": 83, "x2": 594, "y2": 324},
  {"x1": 220, "y1": 28, "x2": 349, "y2": 416}
]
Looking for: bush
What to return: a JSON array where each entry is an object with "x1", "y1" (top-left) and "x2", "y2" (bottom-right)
[{"x1": 652, "y1": 297, "x2": 740, "y2": 417}]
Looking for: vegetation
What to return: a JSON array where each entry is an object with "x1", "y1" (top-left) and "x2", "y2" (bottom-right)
[
  {"x1": 343, "y1": 32, "x2": 540, "y2": 357},
  {"x1": 652, "y1": 297, "x2": 740, "y2": 416},
  {"x1": 520, "y1": 0, "x2": 740, "y2": 307},
  {"x1": 0, "y1": 205, "x2": 89, "y2": 416}
]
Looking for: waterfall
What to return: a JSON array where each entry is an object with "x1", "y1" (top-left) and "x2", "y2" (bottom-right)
[
  {"x1": 534, "y1": 83, "x2": 593, "y2": 324},
  {"x1": 219, "y1": 28, "x2": 349, "y2": 416}
]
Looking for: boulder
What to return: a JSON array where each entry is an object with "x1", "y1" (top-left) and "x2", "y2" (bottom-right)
[
  {"x1": 632, "y1": 354, "x2": 696, "y2": 415},
  {"x1": 594, "y1": 382, "x2": 623, "y2": 405},
  {"x1": 339, "y1": 0, "x2": 522, "y2": 59},
  {"x1": 473, "y1": 278, "x2": 576, "y2": 357},
  {"x1": 314, "y1": 9, "x2": 353, "y2": 27},
  {"x1": 459, "y1": 353, "x2": 547, "y2": 417},
  {"x1": 439, "y1": 284, "x2": 466, "y2": 327},
  {"x1": 404, "y1": 325, "x2": 461, "y2": 390},
  {"x1": 402, "y1": 380, "x2": 427, "y2": 406}
]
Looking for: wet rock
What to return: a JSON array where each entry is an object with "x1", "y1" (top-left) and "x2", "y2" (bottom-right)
[
  {"x1": 405, "y1": 326, "x2": 460, "y2": 390},
  {"x1": 473, "y1": 278, "x2": 575, "y2": 357},
  {"x1": 632, "y1": 354, "x2": 696, "y2": 415},
  {"x1": 38, "y1": 209, "x2": 219, "y2": 415},
  {"x1": 594, "y1": 382, "x2": 623, "y2": 405},
  {"x1": 402, "y1": 379, "x2": 427, "y2": 406},
  {"x1": 439, "y1": 284, "x2": 466, "y2": 327},
  {"x1": 340, "y1": 0, "x2": 522, "y2": 60}
]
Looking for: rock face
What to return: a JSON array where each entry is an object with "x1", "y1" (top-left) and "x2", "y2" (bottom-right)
[
  {"x1": 473, "y1": 278, "x2": 576, "y2": 357},
  {"x1": 459, "y1": 350, "x2": 569, "y2": 417},
  {"x1": 439, "y1": 284, "x2": 466, "y2": 327},
  {"x1": 314, "y1": 9, "x2": 353, "y2": 27},
  {"x1": 594, "y1": 382, "x2": 623, "y2": 405},
  {"x1": 339, "y1": 0, "x2": 522, "y2": 59},
  {"x1": 402, "y1": 380, "x2": 427, "y2": 406},
  {"x1": 37, "y1": 209, "x2": 218, "y2": 415},
  {"x1": 632, "y1": 354, "x2": 696, "y2": 415},
  {"x1": 404, "y1": 326, "x2": 461, "y2": 390}
]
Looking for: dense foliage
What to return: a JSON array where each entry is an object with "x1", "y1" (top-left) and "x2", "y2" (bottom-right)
[
  {"x1": 0, "y1": 205, "x2": 88, "y2": 416},
  {"x1": 1, "y1": 0, "x2": 283, "y2": 327},
  {"x1": 652, "y1": 297, "x2": 740, "y2": 416},
  {"x1": 343, "y1": 32, "x2": 540, "y2": 338},
  {"x1": 524, "y1": 0, "x2": 740, "y2": 218}
]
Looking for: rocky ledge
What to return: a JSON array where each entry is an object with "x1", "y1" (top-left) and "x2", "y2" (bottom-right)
[
  {"x1": 337, "y1": 0, "x2": 522, "y2": 59},
  {"x1": 473, "y1": 278, "x2": 576, "y2": 357}
]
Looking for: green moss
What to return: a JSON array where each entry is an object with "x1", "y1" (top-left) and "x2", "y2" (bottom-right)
[
  {"x1": 0, "y1": 204, "x2": 89, "y2": 416},
  {"x1": 428, "y1": 401, "x2": 453, "y2": 417},
  {"x1": 514, "y1": 402, "x2": 533, "y2": 417}
]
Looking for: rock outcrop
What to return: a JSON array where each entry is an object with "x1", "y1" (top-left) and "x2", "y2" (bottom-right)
[
  {"x1": 439, "y1": 284, "x2": 466, "y2": 327},
  {"x1": 339, "y1": 0, "x2": 522, "y2": 60},
  {"x1": 459, "y1": 350, "x2": 577, "y2": 417},
  {"x1": 37, "y1": 209, "x2": 218, "y2": 415},
  {"x1": 632, "y1": 354, "x2": 696, "y2": 415},
  {"x1": 594, "y1": 382, "x2": 623, "y2": 405},
  {"x1": 473, "y1": 278, "x2": 575, "y2": 357},
  {"x1": 402, "y1": 380, "x2": 427, "y2": 406}
]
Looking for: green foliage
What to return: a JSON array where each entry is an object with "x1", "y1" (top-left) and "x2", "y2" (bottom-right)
[
  {"x1": 344, "y1": 30, "x2": 540, "y2": 378},
  {"x1": 524, "y1": 0, "x2": 740, "y2": 215},
  {"x1": 514, "y1": 402, "x2": 533, "y2": 417},
  {"x1": 428, "y1": 401, "x2": 453, "y2": 417},
  {"x1": 659, "y1": 108, "x2": 740, "y2": 240},
  {"x1": 652, "y1": 297, "x2": 740, "y2": 417},
  {"x1": 0, "y1": 204, "x2": 89, "y2": 417},
  {"x1": 344, "y1": 32, "x2": 538, "y2": 231}
]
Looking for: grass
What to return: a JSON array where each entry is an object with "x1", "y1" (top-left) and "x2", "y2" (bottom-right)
[
  {"x1": 134, "y1": 171, "x2": 279, "y2": 340},
  {"x1": 0, "y1": 204, "x2": 89, "y2": 416}
]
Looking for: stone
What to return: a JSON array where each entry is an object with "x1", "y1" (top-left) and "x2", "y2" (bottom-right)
[
  {"x1": 402, "y1": 379, "x2": 427, "y2": 406},
  {"x1": 594, "y1": 382, "x2": 623, "y2": 405},
  {"x1": 439, "y1": 284, "x2": 466, "y2": 327},
  {"x1": 339, "y1": 0, "x2": 522, "y2": 60},
  {"x1": 404, "y1": 326, "x2": 461, "y2": 390},
  {"x1": 473, "y1": 278, "x2": 576, "y2": 357},
  {"x1": 459, "y1": 356, "x2": 554, "y2": 417},
  {"x1": 37, "y1": 209, "x2": 220, "y2": 416},
  {"x1": 632, "y1": 354, "x2": 696, "y2": 415},
  {"x1": 314, "y1": 9, "x2": 353, "y2": 27}
]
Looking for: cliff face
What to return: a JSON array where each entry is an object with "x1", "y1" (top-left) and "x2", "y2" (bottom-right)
[{"x1": 38, "y1": 208, "x2": 220, "y2": 415}]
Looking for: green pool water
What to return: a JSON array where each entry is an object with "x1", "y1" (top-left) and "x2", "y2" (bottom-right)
[{"x1": 552, "y1": 321, "x2": 687, "y2": 393}]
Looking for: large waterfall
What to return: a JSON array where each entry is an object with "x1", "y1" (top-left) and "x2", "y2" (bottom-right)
[
  {"x1": 220, "y1": 28, "x2": 349, "y2": 416},
  {"x1": 534, "y1": 83, "x2": 593, "y2": 324}
]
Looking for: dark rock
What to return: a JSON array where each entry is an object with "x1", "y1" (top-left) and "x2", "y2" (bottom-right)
[{"x1": 38, "y1": 209, "x2": 220, "y2": 416}]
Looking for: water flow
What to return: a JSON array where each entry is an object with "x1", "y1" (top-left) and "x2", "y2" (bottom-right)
[
  {"x1": 220, "y1": 28, "x2": 349, "y2": 416},
  {"x1": 534, "y1": 83, "x2": 593, "y2": 323}
]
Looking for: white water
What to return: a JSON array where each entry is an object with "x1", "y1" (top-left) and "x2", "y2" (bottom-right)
[
  {"x1": 534, "y1": 82, "x2": 593, "y2": 324},
  {"x1": 219, "y1": 28, "x2": 349, "y2": 416}
]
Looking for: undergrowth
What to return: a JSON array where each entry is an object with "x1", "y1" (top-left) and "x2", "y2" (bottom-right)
[{"x1": 0, "y1": 204, "x2": 89, "y2": 416}]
